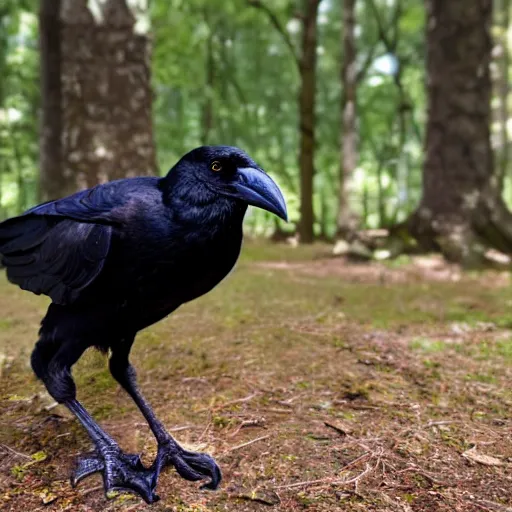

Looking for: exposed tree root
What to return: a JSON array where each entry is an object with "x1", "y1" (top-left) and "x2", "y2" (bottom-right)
[{"x1": 329, "y1": 190, "x2": 512, "y2": 269}]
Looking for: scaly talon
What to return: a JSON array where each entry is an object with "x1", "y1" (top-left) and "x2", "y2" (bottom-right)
[
  {"x1": 150, "y1": 439, "x2": 222, "y2": 491},
  {"x1": 71, "y1": 446, "x2": 159, "y2": 504}
]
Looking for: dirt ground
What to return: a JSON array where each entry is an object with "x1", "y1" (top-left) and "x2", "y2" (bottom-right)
[{"x1": 0, "y1": 243, "x2": 511, "y2": 512}]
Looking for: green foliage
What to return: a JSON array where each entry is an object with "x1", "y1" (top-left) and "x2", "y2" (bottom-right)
[
  {"x1": 148, "y1": 0, "x2": 428, "y2": 236},
  {"x1": 1, "y1": 0, "x2": 508, "y2": 240},
  {"x1": 0, "y1": 1, "x2": 39, "y2": 219}
]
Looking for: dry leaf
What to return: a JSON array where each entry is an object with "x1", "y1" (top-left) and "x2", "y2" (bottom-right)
[
  {"x1": 462, "y1": 448, "x2": 503, "y2": 466},
  {"x1": 324, "y1": 420, "x2": 353, "y2": 436},
  {"x1": 229, "y1": 485, "x2": 280, "y2": 506}
]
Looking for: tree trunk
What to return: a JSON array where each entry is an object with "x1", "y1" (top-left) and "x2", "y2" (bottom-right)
[
  {"x1": 406, "y1": 0, "x2": 512, "y2": 266},
  {"x1": 39, "y1": 0, "x2": 67, "y2": 202},
  {"x1": 202, "y1": 11, "x2": 215, "y2": 145},
  {"x1": 336, "y1": 0, "x2": 358, "y2": 241},
  {"x1": 494, "y1": 0, "x2": 510, "y2": 188},
  {"x1": 298, "y1": 0, "x2": 320, "y2": 244},
  {"x1": 60, "y1": 0, "x2": 156, "y2": 190}
]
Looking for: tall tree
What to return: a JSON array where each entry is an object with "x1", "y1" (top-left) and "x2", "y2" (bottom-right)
[
  {"x1": 298, "y1": 0, "x2": 321, "y2": 243},
  {"x1": 39, "y1": 0, "x2": 156, "y2": 201},
  {"x1": 201, "y1": 8, "x2": 215, "y2": 145},
  {"x1": 249, "y1": 0, "x2": 321, "y2": 243},
  {"x1": 61, "y1": 0, "x2": 156, "y2": 189},
  {"x1": 404, "y1": 0, "x2": 512, "y2": 265},
  {"x1": 494, "y1": 0, "x2": 510, "y2": 188},
  {"x1": 39, "y1": 0, "x2": 66, "y2": 201},
  {"x1": 336, "y1": 0, "x2": 358, "y2": 240}
]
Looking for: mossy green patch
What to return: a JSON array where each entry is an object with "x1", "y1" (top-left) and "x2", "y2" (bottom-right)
[{"x1": 410, "y1": 337, "x2": 448, "y2": 353}]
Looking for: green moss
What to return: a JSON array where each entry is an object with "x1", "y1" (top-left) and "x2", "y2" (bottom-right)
[
  {"x1": 410, "y1": 337, "x2": 447, "y2": 353},
  {"x1": 212, "y1": 415, "x2": 233, "y2": 429},
  {"x1": 465, "y1": 373, "x2": 497, "y2": 384},
  {"x1": 0, "y1": 318, "x2": 15, "y2": 330},
  {"x1": 402, "y1": 493, "x2": 416, "y2": 503},
  {"x1": 494, "y1": 339, "x2": 512, "y2": 360}
]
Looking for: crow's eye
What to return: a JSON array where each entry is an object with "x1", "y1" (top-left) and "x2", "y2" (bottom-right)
[{"x1": 211, "y1": 161, "x2": 222, "y2": 172}]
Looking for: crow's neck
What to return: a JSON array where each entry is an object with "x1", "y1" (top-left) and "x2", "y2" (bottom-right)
[{"x1": 161, "y1": 176, "x2": 247, "y2": 233}]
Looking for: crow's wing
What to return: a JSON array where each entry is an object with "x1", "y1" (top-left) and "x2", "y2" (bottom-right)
[
  {"x1": 0, "y1": 177, "x2": 160, "y2": 305},
  {"x1": 0, "y1": 216, "x2": 111, "y2": 304}
]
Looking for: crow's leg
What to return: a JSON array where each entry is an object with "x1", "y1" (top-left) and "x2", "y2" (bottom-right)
[
  {"x1": 109, "y1": 339, "x2": 221, "y2": 492},
  {"x1": 31, "y1": 338, "x2": 158, "y2": 504},
  {"x1": 65, "y1": 399, "x2": 157, "y2": 503}
]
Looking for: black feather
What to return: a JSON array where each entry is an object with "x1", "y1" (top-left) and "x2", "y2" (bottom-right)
[{"x1": 0, "y1": 216, "x2": 111, "y2": 305}]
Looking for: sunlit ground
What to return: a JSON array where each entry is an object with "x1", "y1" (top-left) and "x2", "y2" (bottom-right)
[{"x1": 0, "y1": 242, "x2": 511, "y2": 511}]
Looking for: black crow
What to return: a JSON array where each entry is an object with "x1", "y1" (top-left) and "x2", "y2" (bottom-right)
[{"x1": 0, "y1": 146, "x2": 287, "y2": 503}]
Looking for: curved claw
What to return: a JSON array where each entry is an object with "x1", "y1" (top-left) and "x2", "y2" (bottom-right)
[
  {"x1": 108, "y1": 476, "x2": 160, "y2": 505},
  {"x1": 178, "y1": 450, "x2": 222, "y2": 490},
  {"x1": 151, "y1": 442, "x2": 222, "y2": 491},
  {"x1": 71, "y1": 449, "x2": 158, "y2": 504},
  {"x1": 71, "y1": 454, "x2": 104, "y2": 487},
  {"x1": 103, "y1": 451, "x2": 158, "y2": 504}
]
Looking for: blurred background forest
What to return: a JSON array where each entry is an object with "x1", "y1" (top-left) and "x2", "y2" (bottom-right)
[{"x1": 0, "y1": 0, "x2": 510, "y2": 265}]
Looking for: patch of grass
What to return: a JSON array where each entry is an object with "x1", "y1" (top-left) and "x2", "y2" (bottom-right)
[
  {"x1": 410, "y1": 337, "x2": 447, "y2": 353},
  {"x1": 465, "y1": 373, "x2": 497, "y2": 384},
  {"x1": 239, "y1": 239, "x2": 331, "y2": 263},
  {"x1": 453, "y1": 337, "x2": 512, "y2": 362},
  {"x1": 382, "y1": 254, "x2": 413, "y2": 268},
  {"x1": 493, "y1": 339, "x2": 512, "y2": 360},
  {"x1": 0, "y1": 318, "x2": 15, "y2": 330}
]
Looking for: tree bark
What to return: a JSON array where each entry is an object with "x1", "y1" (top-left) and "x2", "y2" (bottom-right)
[
  {"x1": 247, "y1": 0, "x2": 320, "y2": 243},
  {"x1": 39, "y1": 0, "x2": 67, "y2": 201},
  {"x1": 494, "y1": 0, "x2": 510, "y2": 188},
  {"x1": 201, "y1": 11, "x2": 215, "y2": 145},
  {"x1": 336, "y1": 0, "x2": 358, "y2": 241},
  {"x1": 298, "y1": 0, "x2": 321, "y2": 243},
  {"x1": 405, "y1": 0, "x2": 512, "y2": 266},
  {"x1": 60, "y1": 0, "x2": 156, "y2": 190}
]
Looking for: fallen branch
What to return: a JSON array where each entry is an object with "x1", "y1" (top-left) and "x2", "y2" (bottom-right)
[
  {"x1": 219, "y1": 434, "x2": 271, "y2": 458},
  {"x1": 0, "y1": 444, "x2": 31, "y2": 460},
  {"x1": 324, "y1": 420, "x2": 352, "y2": 436},
  {"x1": 79, "y1": 485, "x2": 104, "y2": 496},
  {"x1": 229, "y1": 418, "x2": 266, "y2": 438},
  {"x1": 275, "y1": 451, "x2": 374, "y2": 490},
  {"x1": 395, "y1": 466, "x2": 455, "y2": 486},
  {"x1": 423, "y1": 420, "x2": 461, "y2": 428}
]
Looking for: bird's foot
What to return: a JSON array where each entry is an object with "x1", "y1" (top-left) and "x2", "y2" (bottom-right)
[
  {"x1": 150, "y1": 437, "x2": 222, "y2": 491},
  {"x1": 71, "y1": 447, "x2": 159, "y2": 504}
]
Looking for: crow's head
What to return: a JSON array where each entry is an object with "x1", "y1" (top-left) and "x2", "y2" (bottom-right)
[{"x1": 169, "y1": 146, "x2": 287, "y2": 221}]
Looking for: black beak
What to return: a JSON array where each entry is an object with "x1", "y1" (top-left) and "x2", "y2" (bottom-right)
[{"x1": 230, "y1": 167, "x2": 288, "y2": 221}]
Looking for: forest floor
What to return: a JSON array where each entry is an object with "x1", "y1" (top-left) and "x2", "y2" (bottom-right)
[{"x1": 0, "y1": 242, "x2": 511, "y2": 512}]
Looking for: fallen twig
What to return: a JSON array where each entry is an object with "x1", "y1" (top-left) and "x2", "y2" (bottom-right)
[
  {"x1": 324, "y1": 420, "x2": 352, "y2": 436},
  {"x1": 219, "y1": 434, "x2": 271, "y2": 457},
  {"x1": 275, "y1": 451, "x2": 374, "y2": 490},
  {"x1": 424, "y1": 420, "x2": 461, "y2": 428},
  {"x1": 474, "y1": 500, "x2": 512, "y2": 512},
  {"x1": 0, "y1": 444, "x2": 31, "y2": 460},
  {"x1": 396, "y1": 466, "x2": 455, "y2": 486},
  {"x1": 229, "y1": 418, "x2": 266, "y2": 437},
  {"x1": 197, "y1": 420, "x2": 212, "y2": 442},
  {"x1": 80, "y1": 485, "x2": 104, "y2": 496}
]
